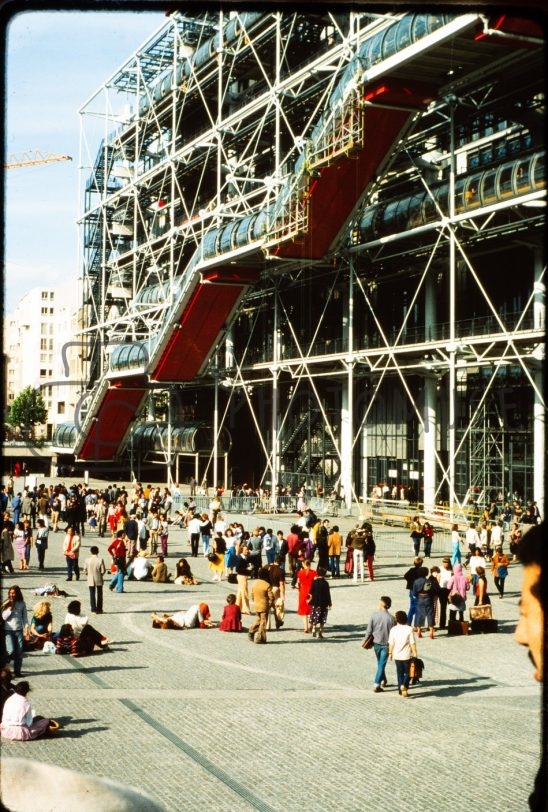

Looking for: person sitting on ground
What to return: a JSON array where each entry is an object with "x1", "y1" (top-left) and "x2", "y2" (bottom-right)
[
  {"x1": 127, "y1": 550, "x2": 153, "y2": 581},
  {"x1": 64, "y1": 600, "x2": 109, "y2": 653},
  {"x1": 151, "y1": 603, "x2": 213, "y2": 629},
  {"x1": 55, "y1": 623, "x2": 80, "y2": 656},
  {"x1": 151, "y1": 555, "x2": 171, "y2": 583},
  {"x1": 173, "y1": 558, "x2": 198, "y2": 585},
  {"x1": 26, "y1": 600, "x2": 53, "y2": 650},
  {"x1": 169, "y1": 510, "x2": 184, "y2": 528},
  {"x1": 219, "y1": 594, "x2": 242, "y2": 632},
  {"x1": 1, "y1": 680, "x2": 54, "y2": 740}
]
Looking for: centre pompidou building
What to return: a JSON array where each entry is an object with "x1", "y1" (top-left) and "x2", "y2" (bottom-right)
[{"x1": 53, "y1": 9, "x2": 545, "y2": 517}]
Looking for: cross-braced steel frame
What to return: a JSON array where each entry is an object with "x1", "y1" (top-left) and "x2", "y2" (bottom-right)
[{"x1": 68, "y1": 9, "x2": 545, "y2": 516}]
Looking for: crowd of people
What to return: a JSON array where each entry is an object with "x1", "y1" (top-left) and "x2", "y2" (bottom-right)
[{"x1": 1, "y1": 476, "x2": 545, "y2": 809}]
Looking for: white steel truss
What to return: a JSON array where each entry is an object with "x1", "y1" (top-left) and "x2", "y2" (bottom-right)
[{"x1": 60, "y1": 9, "x2": 544, "y2": 518}]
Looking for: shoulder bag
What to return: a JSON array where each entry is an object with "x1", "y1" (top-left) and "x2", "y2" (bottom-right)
[{"x1": 361, "y1": 633, "x2": 374, "y2": 650}]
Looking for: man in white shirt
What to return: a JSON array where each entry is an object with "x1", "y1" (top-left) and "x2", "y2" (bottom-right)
[
  {"x1": 129, "y1": 553, "x2": 153, "y2": 581},
  {"x1": 465, "y1": 523, "x2": 481, "y2": 558},
  {"x1": 388, "y1": 611, "x2": 417, "y2": 697},
  {"x1": 490, "y1": 521, "x2": 503, "y2": 548},
  {"x1": 187, "y1": 513, "x2": 202, "y2": 557}
]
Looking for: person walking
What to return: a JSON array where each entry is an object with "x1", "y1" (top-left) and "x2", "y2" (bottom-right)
[
  {"x1": 309, "y1": 566, "x2": 332, "y2": 639},
  {"x1": 403, "y1": 557, "x2": 429, "y2": 627},
  {"x1": 447, "y1": 562, "x2": 470, "y2": 623},
  {"x1": 410, "y1": 516, "x2": 423, "y2": 557},
  {"x1": 473, "y1": 565, "x2": 491, "y2": 607},
  {"x1": 108, "y1": 531, "x2": 127, "y2": 593},
  {"x1": 248, "y1": 567, "x2": 274, "y2": 644},
  {"x1": 235, "y1": 545, "x2": 253, "y2": 613},
  {"x1": 450, "y1": 523, "x2": 464, "y2": 566},
  {"x1": 351, "y1": 526, "x2": 366, "y2": 583},
  {"x1": 84, "y1": 545, "x2": 106, "y2": 613},
  {"x1": 124, "y1": 514, "x2": 139, "y2": 560},
  {"x1": 187, "y1": 512, "x2": 201, "y2": 558},
  {"x1": 199, "y1": 513, "x2": 212, "y2": 557},
  {"x1": 437, "y1": 557, "x2": 452, "y2": 630},
  {"x1": 364, "y1": 596, "x2": 396, "y2": 692},
  {"x1": 296, "y1": 558, "x2": 316, "y2": 633},
  {"x1": 388, "y1": 610, "x2": 418, "y2": 697},
  {"x1": 492, "y1": 545, "x2": 510, "y2": 598},
  {"x1": 422, "y1": 521, "x2": 434, "y2": 558},
  {"x1": 63, "y1": 525, "x2": 81, "y2": 581},
  {"x1": 315, "y1": 520, "x2": 330, "y2": 570},
  {"x1": 412, "y1": 567, "x2": 439, "y2": 639},
  {"x1": 34, "y1": 519, "x2": 49, "y2": 570},
  {"x1": 364, "y1": 527, "x2": 376, "y2": 581},
  {"x1": 266, "y1": 555, "x2": 286, "y2": 631},
  {"x1": 327, "y1": 524, "x2": 342, "y2": 578}
]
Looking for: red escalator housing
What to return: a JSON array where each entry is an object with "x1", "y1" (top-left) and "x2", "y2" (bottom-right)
[
  {"x1": 152, "y1": 268, "x2": 259, "y2": 382},
  {"x1": 274, "y1": 80, "x2": 437, "y2": 260},
  {"x1": 77, "y1": 381, "x2": 147, "y2": 461}
]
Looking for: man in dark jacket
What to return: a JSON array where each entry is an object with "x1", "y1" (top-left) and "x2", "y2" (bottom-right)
[{"x1": 403, "y1": 557, "x2": 429, "y2": 626}]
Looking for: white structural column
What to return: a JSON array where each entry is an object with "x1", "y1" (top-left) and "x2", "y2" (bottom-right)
[
  {"x1": 213, "y1": 361, "x2": 219, "y2": 491},
  {"x1": 422, "y1": 375, "x2": 437, "y2": 512},
  {"x1": 361, "y1": 424, "x2": 368, "y2": 504},
  {"x1": 532, "y1": 248, "x2": 545, "y2": 518},
  {"x1": 447, "y1": 101, "x2": 457, "y2": 517},
  {"x1": 271, "y1": 290, "x2": 280, "y2": 510},
  {"x1": 422, "y1": 273, "x2": 437, "y2": 512},
  {"x1": 341, "y1": 261, "x2": 354, "y2": 512}
]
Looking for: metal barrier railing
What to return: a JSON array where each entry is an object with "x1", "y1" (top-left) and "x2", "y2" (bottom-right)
[{"x1": 170, "y1": 492, "x2": 507, "y2": 535}]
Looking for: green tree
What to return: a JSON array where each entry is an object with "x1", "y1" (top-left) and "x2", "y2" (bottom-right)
[{"x1": 7, "y1": 386, "x2": 48, "y2": 439}]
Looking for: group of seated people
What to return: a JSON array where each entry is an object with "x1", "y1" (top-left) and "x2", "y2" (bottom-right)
[
  {"x1": 25, "y1": 599, "x2": 109, "y2": 657},
  {"x1": 127, "y1": 554, "x2": 198, "y2": 584}
]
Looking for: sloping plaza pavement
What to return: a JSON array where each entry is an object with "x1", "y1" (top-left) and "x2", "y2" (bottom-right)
[{"x1": 1, "y1": 484, "x2": 542, "y2": 811}]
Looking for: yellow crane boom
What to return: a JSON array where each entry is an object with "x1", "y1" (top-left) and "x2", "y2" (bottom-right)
[{"x1": 4, "y1": 150, "x2": 72, "y2": 168}]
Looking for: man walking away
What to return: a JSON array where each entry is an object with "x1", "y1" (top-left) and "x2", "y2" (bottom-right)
[{"x1": 364, "y1": 596, "x2": 396, "y2": 693}]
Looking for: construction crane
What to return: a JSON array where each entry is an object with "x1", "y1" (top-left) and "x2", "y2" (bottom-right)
[{"x1": 4, "y1": 150, "x2": 72, "y2": 169}]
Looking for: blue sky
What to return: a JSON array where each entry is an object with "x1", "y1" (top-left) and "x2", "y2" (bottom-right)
[{"x1": 4, "y1": 9, "x2": 163, "y2": 314}]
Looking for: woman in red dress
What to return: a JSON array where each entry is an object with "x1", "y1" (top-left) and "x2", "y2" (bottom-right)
[{"x1": 296, "y1": 558, "x2": 316, "y2": 633}]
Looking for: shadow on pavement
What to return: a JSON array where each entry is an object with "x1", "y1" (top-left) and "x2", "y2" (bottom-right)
[{"x1": 409, "y1": 676, "x2": 495, "y2": 698}]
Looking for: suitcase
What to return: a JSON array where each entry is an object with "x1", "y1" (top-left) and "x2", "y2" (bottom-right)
[
  {"x1": 447, "y1": 620, "x2": 469, "y2": 636},
  {"x1": 471, "y1": 619, "x2": 498, "y2": 634}
]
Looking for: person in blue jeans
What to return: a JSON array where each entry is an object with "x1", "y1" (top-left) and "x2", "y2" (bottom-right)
[
  {"x1": 2, "y1": 585, "x2": 29, "y2": 677},
  {"x1": 108, "y1": 531, "x2": 127, "y2": 593},
  {"x1": 403, "y1": 558, "x2": 429, "y2": 625},
  {"x1": 363, "y1": 596, "x2": 396, "y2": 693},
  {"x1": 388, "y1": 610, "x2": 418, "y2": 697}
]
